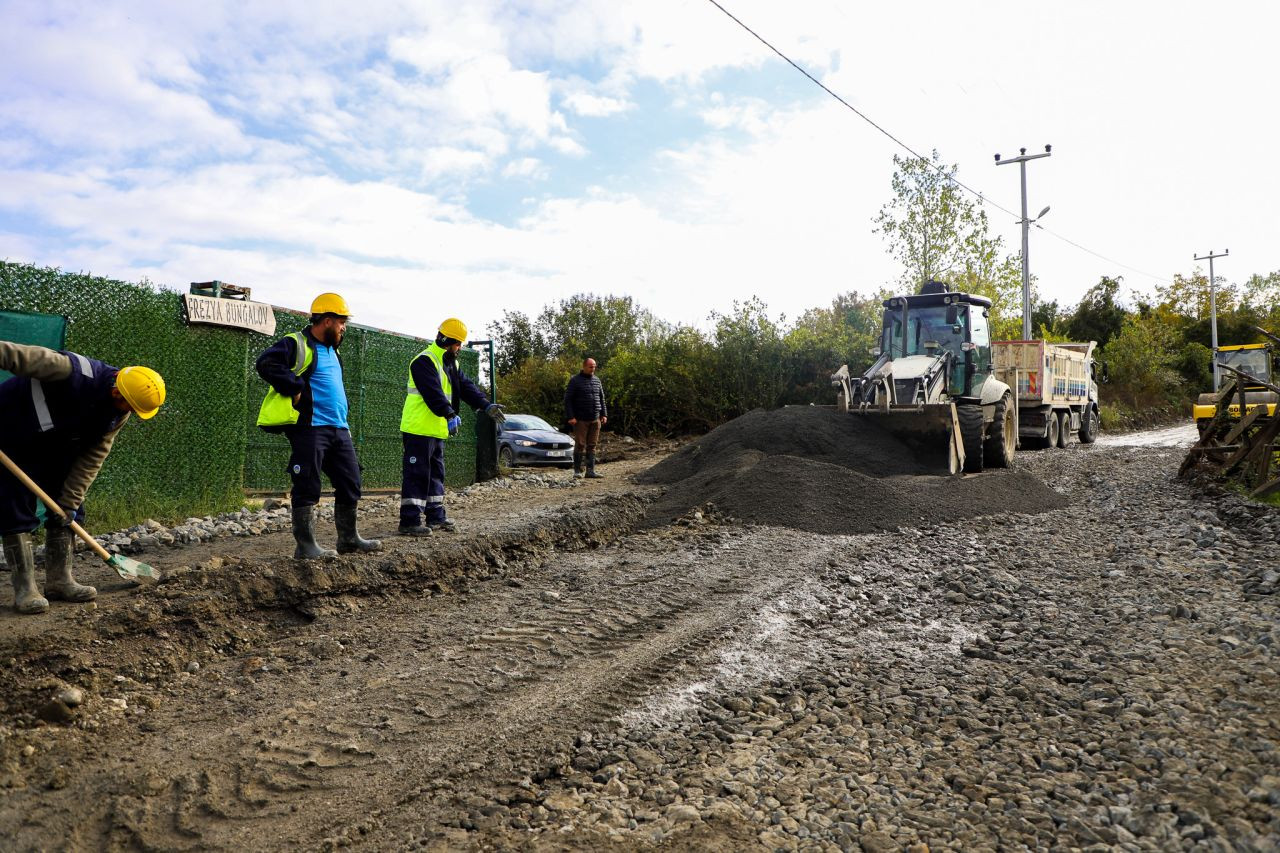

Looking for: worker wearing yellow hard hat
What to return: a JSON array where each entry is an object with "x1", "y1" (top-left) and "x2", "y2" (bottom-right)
[
  {"x1": 0, "y1": 341, "x2": 167, "y2": 615},
  {"x1": 398, "y1": 318, "x2": 505, "y2": 535},
  {"x1": 254, "y1": 291, "x2": 382, "y2": 559}
]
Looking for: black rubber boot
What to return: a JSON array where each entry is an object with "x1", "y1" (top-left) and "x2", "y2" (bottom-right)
[
  {"x1": 43, "y1": 524, "x2": 96, "y2": 602},
  {"x1": 335, "y1": 504, "x2": 382, "y2": 554},
  {"x1": 3, "y1": 533, "x2": 49, "y2": 615},
  {"x1": 573, "y1": 449, "x2": 584, "y2": 478},
  {"x1": 292, "y1": 506, "x2": 336, "y2": 560},
  {"x1": 585, "y1": 454, "x2": 604, "y2": 479}
]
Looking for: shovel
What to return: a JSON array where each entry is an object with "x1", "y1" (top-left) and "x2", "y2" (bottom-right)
[{"x1": 0, "y1": 448, "x2": 159, "y2": 581}]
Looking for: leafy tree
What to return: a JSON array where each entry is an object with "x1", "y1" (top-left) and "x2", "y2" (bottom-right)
[
  {"x1": 782, "y1": 291, "x2": 884, "y2": 404},
  {"x1": 1065, "y1": 277, "x2": 1127, "y2": 347},
  {"x1": 534, "y1": 294, "x2": 658, "y2": 369},
  {"x1": 711, "y1": 298, "x2": 788, "y2": 414},
  {"x1": 491, "y1": 309, "x2": 547, "y2": 376},
  {"x1": 874, "y1": 150, "x2": 1003, "y2": 289}
]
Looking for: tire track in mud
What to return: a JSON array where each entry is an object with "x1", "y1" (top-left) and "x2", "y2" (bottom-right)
[{"x1": 12, "y1": 525, "x2": 845, "y2": 851}]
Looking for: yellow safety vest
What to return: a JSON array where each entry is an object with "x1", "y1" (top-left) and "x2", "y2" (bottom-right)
[
  {"x1": 400, "y1": 344, "x2": 452, "y2": 438},
  {"x1": 256, "y1": 332, "x2": 313, "y2": 428}
]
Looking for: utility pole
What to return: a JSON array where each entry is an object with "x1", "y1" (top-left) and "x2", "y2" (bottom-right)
[
  {"x1": 1193, "y1": 249, "x2": 1229, "y2": 387},
  {"x1": 994, "y1": 145, "x2": 1052, "y2": 340}
]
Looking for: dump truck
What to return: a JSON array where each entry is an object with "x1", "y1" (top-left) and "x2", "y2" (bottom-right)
[
  {"x1": 1192, "y1": 330, "x2": 1279, "y2": 436},
  {"x1": 831, "y1": 281, "x2": 1017, "y2": 475},
  {"x1": 992, "y1": 339, "x2": 1101, "y2": 448}
]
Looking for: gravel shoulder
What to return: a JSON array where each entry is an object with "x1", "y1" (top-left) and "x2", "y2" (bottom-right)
[{"x1": 1, "y1": 426, "x2": 1277, "y2": 852}]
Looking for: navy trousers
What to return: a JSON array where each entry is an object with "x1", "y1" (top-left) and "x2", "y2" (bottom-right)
[
  {"x1": 0, "y1": 442, "x2": 85, "y2": 535},
  {"x1": 400, "y1": 433, "x2": 446, "y2": 527},
  {"x1": 285, "y1": 426, "x2": 362, "y2": 508}
]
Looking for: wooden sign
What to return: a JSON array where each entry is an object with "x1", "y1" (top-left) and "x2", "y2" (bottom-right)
[{"x1": 182, "y1": 293, "x2": 276, "y2": 336}]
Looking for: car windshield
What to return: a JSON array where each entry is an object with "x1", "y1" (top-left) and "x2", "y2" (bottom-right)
[
  {"x1": 1217, "y1": 348, "x2": 1271, "y2": 383},
  {"x1": 884, "y1": 304, "x2": 967, "y2": 358},
  {"x1": 504, "y1": 415, "x2": 554, "y2": 431}
]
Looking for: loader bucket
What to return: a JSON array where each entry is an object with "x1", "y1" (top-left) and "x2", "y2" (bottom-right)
[{"x1": 850, "y1": 402, "x2": 965, "y2": 476}]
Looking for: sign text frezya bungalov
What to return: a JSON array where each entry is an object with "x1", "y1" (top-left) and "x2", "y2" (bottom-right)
[{"x1": 182, "y1": 293, "x2": 276, "y2": 336}]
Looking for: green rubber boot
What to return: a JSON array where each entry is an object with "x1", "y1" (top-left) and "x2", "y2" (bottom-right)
[
  {"x1": 43, "y1": 524, "x2": 96, "y2": 602},
  {"x1": 4, "y1": 533, "x2": 49, "y2": 615}
]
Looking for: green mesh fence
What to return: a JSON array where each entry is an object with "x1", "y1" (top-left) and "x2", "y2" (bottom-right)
[{"x1": 1, "y1": 262, "x2": 480, "y2": 529}]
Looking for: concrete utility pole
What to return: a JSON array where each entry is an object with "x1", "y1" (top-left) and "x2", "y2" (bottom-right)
[
  {"x1": 1193, "y1": 249, "x2": 1229, "y2": 387},
  {"x1": 994, "y1": 145, "x2": 1052, "y2": 340}
]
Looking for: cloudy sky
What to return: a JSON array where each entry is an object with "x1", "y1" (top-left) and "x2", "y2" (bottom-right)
[{"x1": 2, "y1": 0, "x2": 1276, "y2": 339}]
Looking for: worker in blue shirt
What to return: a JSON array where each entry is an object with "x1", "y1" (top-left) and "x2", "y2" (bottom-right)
[
  {"x1": 256, "y1": 293, "x2": 381, "y2": 558},
  {"x1": 398, "y1": 318, "x2": 504, "y2": 534}
]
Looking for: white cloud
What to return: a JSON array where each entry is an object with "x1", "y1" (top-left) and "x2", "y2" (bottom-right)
[
  {"x1": 502, "y1": 158, "x2": 548, "y2": 179},
  {"x1": 562, "y1": 92, "x2": 633, "y2": 118}
]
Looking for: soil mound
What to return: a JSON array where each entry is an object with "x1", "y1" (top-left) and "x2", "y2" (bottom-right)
[{"x1": 640, "y1": 407, "x2": 1066, "y2": 534}]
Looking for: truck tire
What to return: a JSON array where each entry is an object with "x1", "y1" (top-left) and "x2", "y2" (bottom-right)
[
  {"x1": 1056, "y1": 410, "x2": 1070, "y2": 448},
  {"x1": 984, "y1": 393, "x2": 1016, "y2": 468},
  {"x1": 1079, "y1": 407, "x2": 1098, "y2": 444},
  {"x1": 958, "y1": 404, "x2": 985, "y2": 473},
  {"x1": 1046, "y1": 410, "x2": 1060, "y2": 449}
]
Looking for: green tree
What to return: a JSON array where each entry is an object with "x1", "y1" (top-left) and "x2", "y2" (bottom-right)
[
  {"x1": 534, "y1": 294, "x2": 658, "y2": 369},
  {"x1": 1065, "y1": 277, "x2": 1127, "y2": 347},
  {"x1": 711, "y1": 298, "x2": 788, "y2": 415},
  {"x1": 491, "y1": 309, "x2": 547, "y2": 376},
  {"x1": 782, "y1": 291, "x2": 885, "y2": 404},
  {"x1": 874, "y1": 150, "x2": 1002, "y2": 289}
]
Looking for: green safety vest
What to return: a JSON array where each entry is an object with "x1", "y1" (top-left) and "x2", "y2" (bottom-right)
[
  {"x1": 256, "y1": 332, "x2": 313, "y2": 428},
  {"x1": 400, "y1": 343, "x2": 452, "y2": 438}
]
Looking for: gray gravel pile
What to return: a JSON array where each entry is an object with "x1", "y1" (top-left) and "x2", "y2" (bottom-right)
[
  {"x1": 451, "y1": 439, "x2": 1279, "y2": 850},
  {"x1": 640, "y1": 407, "x2": 1068, "y2": 534}
]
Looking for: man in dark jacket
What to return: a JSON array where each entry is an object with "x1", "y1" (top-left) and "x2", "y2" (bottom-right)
[
  {"x1": 0, "y1": 341, "x2": 166, "y2": 614},
  {"x1": 398, "y1": 318, "x2": 504, "y2": 534},
  {"x1": 255, "y1": 292, "x2": 381, "y2": 559},
  {"x1": 564, "y1": 357, "x2": 607, "y2": 479}
]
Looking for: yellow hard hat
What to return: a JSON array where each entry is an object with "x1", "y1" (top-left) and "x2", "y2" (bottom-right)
[
  {"x1": 438, "y1": 318, "x2": 468, "y2": 341},
  {"x1": 311, "y1": 292, "x2": 351, "y2": 317},
  {"x1": 115, "y1": 366, "x2": 166, "y2": 420}
]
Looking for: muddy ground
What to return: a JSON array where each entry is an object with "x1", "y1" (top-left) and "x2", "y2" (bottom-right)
[{"x1": 0, "y1": 424, "x2": 1277, "y2": 852}]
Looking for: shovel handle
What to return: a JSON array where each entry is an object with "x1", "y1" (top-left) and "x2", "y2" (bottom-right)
[{"x1": 0, "y1": 448, "x2": 113, "y2": 561}]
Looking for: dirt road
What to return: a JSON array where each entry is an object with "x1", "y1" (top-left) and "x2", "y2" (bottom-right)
[{"x1": 1, "y1": 428, "x2": 1277, "y2": 851}]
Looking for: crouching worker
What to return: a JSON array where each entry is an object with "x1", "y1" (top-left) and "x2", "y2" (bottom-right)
[
  {"x1": 398, "y1": 318, "x2": 504, "y2": 535},
  {"x1": 256, "y1": 293, "x2": 381, "y2": 559},
  {"x1": 0, "y1": 341, "x2": 165, "y2": 614}
]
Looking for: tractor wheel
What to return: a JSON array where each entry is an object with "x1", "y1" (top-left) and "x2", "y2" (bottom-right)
[
  {"x1": 1046, "y1": 410, "x2": 1061, "y2": 449},
  {"x1": 1079, "y1": 407, "x2": 1099, "y2": 444},
  {"x1": 984, "y1": 394, "x2": 1016, "y2": 468},
  {"x1": 958, "y1": 404, "x2": 985, "y2": 473},
  {"x1": 1056, "y1": 411, "x2": 1070, "y2": 448}
]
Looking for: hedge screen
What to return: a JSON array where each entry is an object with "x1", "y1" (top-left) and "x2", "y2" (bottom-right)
[{"x1": 1, "y1": 262, "x2": 480, "y2": 529}]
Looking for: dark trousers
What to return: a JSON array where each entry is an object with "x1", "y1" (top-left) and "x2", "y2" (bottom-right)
[
  {"x1": 0, "y1": 442, "x2": 85, "y2": 535},
  {"x1": 285, "y1": 426, "x2": 362, "y2": 508},
  {"x1": 400, "y1": 433, "x2": 446, "y2": 526}
]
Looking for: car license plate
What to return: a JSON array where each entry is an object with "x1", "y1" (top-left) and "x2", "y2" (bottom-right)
[{"x1": 546, "y1": 450, "x2": 566, "y2": 457}]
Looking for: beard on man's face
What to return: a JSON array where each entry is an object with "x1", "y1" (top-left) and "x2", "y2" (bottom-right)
[{"x1": 320, "y1": 323, "x2": 343, "y2": 346}]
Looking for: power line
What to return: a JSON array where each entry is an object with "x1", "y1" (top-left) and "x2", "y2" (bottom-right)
[{"x1": 702, "y1": 0, "x2": 1171, "y2": 285}]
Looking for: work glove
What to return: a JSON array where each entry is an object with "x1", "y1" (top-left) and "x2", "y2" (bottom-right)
[
  {"x1": 447, "y1": 415, "x2": 462, "y2": 436},
  {"x1": 485, "y1": 403, "x2": 506, "y2": 425}
]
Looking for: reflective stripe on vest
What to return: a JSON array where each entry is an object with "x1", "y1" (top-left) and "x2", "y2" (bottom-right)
[
  {"x1": 69, "y1": 352, "x2": 93, "y2": 378},
  {"x1": 256, "y1": 332, "x2": 313, "y2": 427},
  {"x1": 399, "y1": 344, "x2": 451, "y2": 438},
  {"x1": 30, "y1": 379, "x2": 54, "y2": 432}
]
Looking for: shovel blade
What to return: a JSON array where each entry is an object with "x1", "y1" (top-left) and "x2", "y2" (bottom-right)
[{"x1": 108, "y1": 554, "x2": 160, "y2": 581}]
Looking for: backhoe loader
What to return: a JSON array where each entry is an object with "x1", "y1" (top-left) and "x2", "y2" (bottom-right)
[{"x1": 831, "y1": 281, "x2": 1017, "y2": 475}]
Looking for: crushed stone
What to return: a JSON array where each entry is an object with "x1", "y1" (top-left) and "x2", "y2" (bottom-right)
[{"x1": 639, "y1": 407, "x2": 1067, "y2": 533}]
